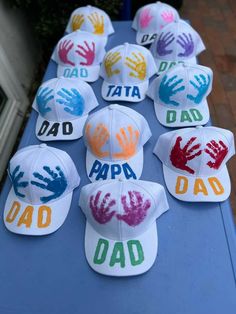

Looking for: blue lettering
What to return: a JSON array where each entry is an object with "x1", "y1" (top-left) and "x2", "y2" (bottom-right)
[
  {"x1": 111, "y1": 164, "x2": 122, "y2": 179},
  {"x1": 80, "y1": 68, "x2": 88, "y2": 78},
  {"x1": 123, "y1": 163, "x2": 137, "y2": 179},
  {"x1": 112, "y1": 86, "x2": 122, "y2": 97},
  {"x1": 96, "y1": 164, "x2": 109, "y2": 180},
  {"x1": 63, "y1": 69, "x2": 71, "y2": 78},
  {"x1": 132, "y1": 86, "x2": 141, "y2": 99},
  {"x1": 124, "y1": 86, "x2": 132, "y2": 97},
  {"x1": 106, "y1": 85, "x2": 115, "y2": 97},
  {"x1": 89, "y1": 160, "x2": 101, "y2": 178},
  {"x1": 71, "y1": 68, "x2": 78, "y2": 78}
]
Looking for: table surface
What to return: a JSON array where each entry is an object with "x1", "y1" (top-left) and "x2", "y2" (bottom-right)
[{"x1": 0, "y1": 21, "x2": 236, "y2": 314}]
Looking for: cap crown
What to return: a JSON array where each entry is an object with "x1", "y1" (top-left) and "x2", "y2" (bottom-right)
[
  {"x1": 8, "y1": 144, "x2": 80, "y2": 205},
  {"x1": 79, "y1": 179, "x2": 168, "y2": 241},
  {"x1": 83, "y1": 104, "x2": 152, "y2": 161},
  {"x1": 154, "y1": 126, "x2": 235, "y2": 176},
  {"x1": 100, "y1": 43, "x2": 157, "y2": 84},
  {"x1": 33, "y1": 77, "x2": 98, "y2": 121}
]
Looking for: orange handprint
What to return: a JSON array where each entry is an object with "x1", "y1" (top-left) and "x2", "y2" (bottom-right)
[
  {"x1": 86, "y1": 123, "x2": 110, "y2": 158},
  {"x1": 72, "y1": 14, "x2": 84, "y2": 31},
  {"x1": 88, "y1": 12, "x2": 104, "y2": 35},
  {"x1": 125, "y1": 52, "x2": 146, "y2": 81},
  {"x1": 113, "y1": 126, "x2": 139, "y2": 159},
  {"x1": 104, "y1": 51, "x2": 121, "y2": 77}
]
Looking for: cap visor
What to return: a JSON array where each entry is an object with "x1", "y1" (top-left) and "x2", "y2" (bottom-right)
[
  {"x1": 163, "y1": 164, "x2": 231, "y2": 202},
  {"x1": 35, "y1": 114, "x2": 88, "y2": 141},
  {"x1": 136, "y1": 32, "x2": 157, "y2": 46},
  {"x1": 84, "y1": 221, "x2": 158, "y2": 276},
  {"x1": 154, "y1": 99, "x2": 210, "y2": 127},
  {"x1": 101, "y1": 80, "x2": 148, "y2": 103},
  {"x1": 57, "y1": 65, "x2": 100, "y2": 82},
  {"x1": 155, "y1": 57, "x2": 197, "y2": 75},
  {"x1": 4, "y1": 187, "x2": 72, "y2": 235}
]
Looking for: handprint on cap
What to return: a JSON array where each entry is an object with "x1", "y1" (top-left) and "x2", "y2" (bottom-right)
[
  {"x1": 187, "y1": 74, "x2": 210, "y2": 104},
  {"x1": 177, "y1": 33, "x2": 194, "y2": 57},
  {"x1": 56, "y1": 88, "x2": 85, "y2": 116},
  {"x1": 88, "y1": 12, "x2": 104, "y2": 35},
  {"x1": 90, "y1": 191, "x2": 116, "y2": 224},
  {"x1": 161, "y1": 11, "x2": 175, "y2": 23},
  {"x1": 105, "y1": 51, "x2": 121, "y2": 77},
  {"x1": 31, "y1": 166, "x2": 67, "y2": 203},
  {"x1": 9, "y1": 165, "x2": 28, "y2": 198},
  {"x1": 159, "y1": 75, "x2": 185, "y2": 106},
  {"x1": 117, "y1": 191, "x2": 151, "y2": 226},
  {"x1": 125, "y1": 52, "x2": 146, "y2": 81},
  {"x1": 170, "y1": 136, "x2": 202, "y2": 174},
  {"x1": 205, "y1": 140, "x2": 228, "y2": 170},
  {"x1": 85, "y1": 123, "x2": 110, "y2": 158},
  {"x1": 156, "y1": 32, "x2": 174, "y2": 56},
  {"x1": 139, "y1": 8, "x2": 153, "y2": 28},
  {"x1": 58, "y1": 40, "x2": 75, "y2": 66},
  {"x1": 76, "y1": 41, "x2": 95, "y2": 66},
  {"x1": 36, "y1": 87, "x2": 54, "y2": 117},
  {"x1": 113, "y1": 126, "x2": 139, "y2": 159},
  {"x1": 72, "y1": 14, "x2": 84, "y2": 31}
]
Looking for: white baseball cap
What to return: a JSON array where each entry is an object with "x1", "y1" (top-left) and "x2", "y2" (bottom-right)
[
  {"x1": 4, "y1": 144, "x2": 80, "y2": 235},
  {"x1": 147, "y1": 63, "x2": 213, "y2": 127},
  {"x1": 79, "y1": 179, "x2": 169, "y2": 276},
  {"x1": 52, "y1": 30, "x2": 106, "y2": 82},
  {"x1": 150, "y1": 20, "x2": 205, "y2": 75},
  {"x1": 65, "y1": 5, "x2": 114, "y2": 38},
  {"x1": 83, "y1": 104, "x2": 152, "y2": 182},
  {"x1": 32, "y1": 77, "x2": 99, "y2": 141},
  {"x1": 154, "y1": 126, "x2": 235, "y2": 202},
  {"x1": 132, "y1": 1, "x2": 179, "y2": 46},
  {"x1": 100, "y1": 43, "x2": 157, "y2": 102}
]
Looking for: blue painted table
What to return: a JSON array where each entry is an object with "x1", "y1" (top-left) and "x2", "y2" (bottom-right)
[{"x1": 0, "y1": 21, "x2": 236, "y2": 314}]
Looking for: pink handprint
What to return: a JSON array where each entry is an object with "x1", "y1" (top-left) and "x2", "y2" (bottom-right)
[
  {"x1": 161, "y1": 11, "x2": 175, "y2": 23},
  {"x1": 117, "y1": 191, "x2": 151, "y2": 227},
  {"x1": 58, "y1": 40, "x2": 75, "y2": 66},
  {"x1": 139, "y1": 8, "x2": 153, "y2": 28},
  {"x1": 76, "y1": 41, "x2": 95, "y2": 66},
  {"x1": 90, "y1": 191, "x2": 116, "y2": 224}
]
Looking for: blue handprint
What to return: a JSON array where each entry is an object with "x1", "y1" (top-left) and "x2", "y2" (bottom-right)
[
  {"x1": 36, "y1": 87, "x2": 54, "y2": 117},
  {"x1": 187, "y1": 74, "x2": 210, "y2": 104},
  {"x1": 9, "y1": 165, "x2": 29, "y2": 198},
  {"x1": 31, "y1": 166, "x2": 67, "y2": 203},
  {"x1": 56, "y1": 88, "x2": 85, "y2": 116},
  {"x1": 159, "y1": 75, "x2": 185, "y2": 106}
]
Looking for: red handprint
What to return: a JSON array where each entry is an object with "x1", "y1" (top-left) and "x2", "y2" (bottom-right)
[
  {"x1": 58, "y1": 40, "x2": 75, "y2": 66},
  {"x1": 170, "y1": 136, "x2": 202, "y2": 174},
  {"x1": 117, "y1": 191, "x2": 151, "y2": 227},
  {"x1": 205, "y1": 140, "x2": 228, "y2": 169},
  {"x1": 76, "y1": 41, "x2": 95, "y2": 66},
  {"x1": 90, "y1": 191, "x2": 116, "y2": 224}
]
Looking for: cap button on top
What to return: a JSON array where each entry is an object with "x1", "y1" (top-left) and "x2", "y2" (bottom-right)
[
  {"x1": 39, "y1": 143, "x2": 47, "y2": 148},
  {"x1": 196, "y1": 126, "x2": 203, "y2": 129}
]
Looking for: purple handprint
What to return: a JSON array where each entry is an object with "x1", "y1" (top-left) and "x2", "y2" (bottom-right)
[
  {"x1": 117, "y1": 191, "x2": 151, "y2": 227},
  {"x1": 76, "y1": 41, "x2": 95, "y2": 66},
  {"x1": 58, "y1": 40, "x2": 75, "y2": 66},
  {"x1": 156, "y1": 32, "x2": 175, "y2": 56},
  {"x1": 90, "y1": 191, "x2": 116, "y2": 224},
  {"x1": 177, "y1": 33, "x2": 194, "y2": 57}
]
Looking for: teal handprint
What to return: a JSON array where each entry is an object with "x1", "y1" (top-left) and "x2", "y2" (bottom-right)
[
  {"x1": 187, "y1": 74, "x2": 210, "y2": 104},
  {"x1": 31, "y1": 166, "x2": 67, "y2": 203},
  {"x1": 9, "y1": 165, "x2": 29, "y2": 198},
  {"x1": 56, "y1": 88, "x2": 85, "y2": 116},
  {"x1": 159, "y1": 75, "x2": 185, "y2": 106},
  {"x1": 36, "y1": 87, "x2": 54, "y2": 117}
]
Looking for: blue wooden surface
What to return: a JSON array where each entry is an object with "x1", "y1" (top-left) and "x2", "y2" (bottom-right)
[{"x1": 0, "y1": 21, "x2": 236, "y2": 314}]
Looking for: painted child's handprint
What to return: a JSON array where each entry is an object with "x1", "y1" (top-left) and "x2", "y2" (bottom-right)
[
  {"x1": 187, "y1": 74, "x2": 210, "y2": 104},
  {"x1": 56, "y1": 88, "x2": 85, "y2": 116},
  {"x1": 177, "y1": 33, "x2": 194, "y2": 57},
  {"x1": 90, "y1": 191, "x2": 116, "y2": 224},
  {"x1": 85, "y1": 123, "x2": 110, "y2": 158},
  {"x1": 104, "y1": 51, "x2": 121, "y2": 77},
  {"x1": 36, "y1": 87, "x2": 54, "y2": 117},
  {"x1": 72, "y1": 14, "x2": 85, "y2": 31},
  {"x1": 156, "y1": 32, "x2": 174, "y2": 56},
  {"x1": 205, "y1": 140, "x2": 228, "y2": 170},
  {"x1": 88, "y1": 12, "x2": 104, "y2": 35},
  {"x1": 113, "y1": 126, "x2": 139, "y2": 159},
  {"x1": 125, "y1": 52, "x2": 146, "y2": 80},
  {"x1": 161, "y1": 11, "x2": 175, "y2": 23},
  {"x1": 31, "y1": 166, "x2": 67, "y2": 203},
  {"x1": 76, "y1": 41, "x2": 95, "y2": 66},
  {"x1": 58, "y1": 40, "x2": 75, "y2": 66},
  {"x1": 9, "y1": 165, "x2": 28, "y2": 198},
  {"x1": 159, "y1": 74, "x2": 185, "y2": 106},
  {"x1": 139, "y1": 8, "x2": 153, "y2": 28},
  {"x1": 117, "y1": 191, "x2": 151, "y2": 227},
  {"x1": 170, "y1": 136, "x2": 202, "y2": 174}
]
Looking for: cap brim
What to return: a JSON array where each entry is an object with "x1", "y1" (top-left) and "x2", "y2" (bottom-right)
[
  {"x1": 136, "y1": 32, "x2": 157, "y2": 46},
  {"x1": 86, "y1": 148, "x2": 143, "y2": 182},
  {"x1": 35, "y1": 114, "x2": 88, "y2": 141},
  {"x1": 84, "y1": 221, "x2": 158, "y2": 276},
  {"x1": 163, "y1": 164, "x2": 231, "y2": 202},
  {"x1": 57, "y1": 65, "x2": 100, "y2": 82},
  {"x1": 101, "y1": 80, "x2": 149, "y2": 102},
  {"x1": 154, "y1": 99, "x2": 210, "y2": 127},
  {"x1": 155, "y1": 57, "x2": 197, "y2": 75},
  {"x1": 4, "y1": 187, "x2": 73, "y2": 235}
]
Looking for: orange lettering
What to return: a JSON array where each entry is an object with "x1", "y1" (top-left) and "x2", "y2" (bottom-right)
[
  {"x1": 208, "y1": 177, "x2": 224, "y2": 195},
  {"x1": 175, "y1": 176, "x2": 188, "y2": 194},
  {"x1": 6, "y1": 201, "x2": 20, "y2": 223},
  {"x1": 38, "y1": 206, "x2": 51, "y2": 228},
  {"x1": 194, "y1": 178, "x2": 208, "y2": 195},
  {"x1": 17, "y1": 206, "x2": 33, "y2": 228}
]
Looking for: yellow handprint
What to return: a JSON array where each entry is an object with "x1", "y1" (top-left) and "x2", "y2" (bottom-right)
[
  {"x1": 125, "y1": 52, "x2": 147, "y2": 81},
  {"x1": 88, "y1": 12, "x2": 104, "y2": 35},
  {"x1": 72, "y1": 14, "x2": 85, "y2": 31},
  {"x1": 113, "y1": 126, "x2": 140, "y2": 159},
  {"x1": 86, "y1": 123, "x2": 110, "y2": 158},
  {"x1": 104, "y1": 52, "x2": 121, "y2": 77}
]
